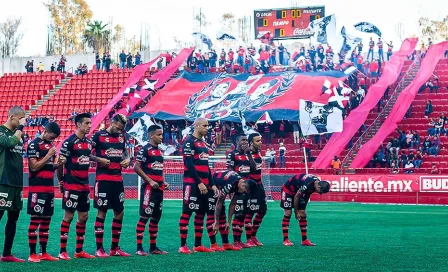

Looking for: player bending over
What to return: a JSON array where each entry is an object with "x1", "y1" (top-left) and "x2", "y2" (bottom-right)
[
  {"x1": 280, "y1": 174, "x2": 330, "y2": 246},
  {"x1": 134, "y1": 125, "x2": 169, "y2": 256},
  {"x1": 212, "y1": 170, "x2": 256, "y2": 251},
  {"x1": 27, "y1": 122, "x2": 62, "y2": 262},
  {"x1": 178, "y1": 118, "x2": 218, "y2": 254},
  {"x1": 57, "y1": 113, "x2": 95, "y2": 260},
  {"x1": 90, "y1": 114, "x2": 131, "y2": 258}
]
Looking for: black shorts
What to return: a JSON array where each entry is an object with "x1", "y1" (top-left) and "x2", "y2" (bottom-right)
[
  {"x1": 27, "y1": 192, "x2": 55, "y2": 216},
  {"x1": 0, "y1": 184, "x2": 22, "y2": 211},
  {"x1": 94, "y1": 181, "x2": 125, "y2": 212},
  {"x1": 232, "y1": 193, "x2": 246, "y2": 216},
  {"x1": 182, "y1": 183, "x2": 213, "y2": 214},
  {"x1": 246, "y1": 184, "x2": 267, "y2": 213},
  {"x1": 280, "y1": 190, "x2": 294, "y2": 210},
  {"x1": 62, "y1": 190, "x2": 90, "y2": 212},
  {"x1": 139, "y1": 185, "x2": 163, "y2": 218}
]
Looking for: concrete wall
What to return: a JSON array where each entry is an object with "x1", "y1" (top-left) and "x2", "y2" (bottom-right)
[{"x1": 0, "y1": 53, "x2": 96, "y2": 76}]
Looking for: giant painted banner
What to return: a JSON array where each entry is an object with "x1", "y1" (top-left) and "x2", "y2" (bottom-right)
[
  {"x1": 134, "y1": 71, "x2": 348, "y2": 122},
  {"x1": 317, "y1": 174, "x2": 448, "y2": 193}
]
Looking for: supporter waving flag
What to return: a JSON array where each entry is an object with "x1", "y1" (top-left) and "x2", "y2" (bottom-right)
[{"x1": 354, "y1": 22, "x2": 382, "y2": 37}]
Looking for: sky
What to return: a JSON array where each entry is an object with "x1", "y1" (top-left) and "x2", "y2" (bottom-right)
[{"x1": 1, "y1": 0, "x2": 447, "y2": 57}]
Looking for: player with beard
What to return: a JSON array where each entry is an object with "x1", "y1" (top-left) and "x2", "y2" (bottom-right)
[
  {"x1": 90, "y1": 114, "x2": 131, "y2": 258},
  {"x1": 211, "y1": 170, "x2": 256, "y2": 246},
  {"x1": 134, "y1": 125, "x2": 169, "y2": 255},
  {"x1": 225, "y1": 134, "x2": 257, "y2": 249},
  {"x1": 57, "y1": 113, "x2": 95, "y2": 260},
  {"x1": 244, "y1": 133, "x2": 266, "y2": 247},
  {"x1": 27, "y1": 122, "x2": 61, "y2": 262},
  {"x1": 0, "y1": 106, "x2": 26, "y2": 263},
  {"x1": 178, "y1": 118, "x2": 218, "y2": 254},
  {"x1": 280, "y1": 174, "x2": 330, "y2": 246}
]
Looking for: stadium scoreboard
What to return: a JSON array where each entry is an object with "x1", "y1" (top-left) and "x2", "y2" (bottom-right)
[{"x1": 254, "y1": 6, "x2": 325, "y2": 40}]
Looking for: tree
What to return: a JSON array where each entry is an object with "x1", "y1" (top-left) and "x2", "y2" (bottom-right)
[
  {"x1": 238, "y1": 16, "x2": 250, "y2": 44},
  {"x1": 194, "y1": 9, "x2": 209, "y2": 32},
  {"x1": 418, "y1": 16, "x2": 448, "y2": 42},
  {"x1": 0, "y1": 17, "x2": 23, "y2": 58},
  {"x1": 83, "y1": 20, "x2": 110, "y2": 54},
  {"x1": 45, "y1": 0, "x2": 93, "y2": 54},
  {"x1": 220, "y1": 13, "x2": 236, "y2": 33}
]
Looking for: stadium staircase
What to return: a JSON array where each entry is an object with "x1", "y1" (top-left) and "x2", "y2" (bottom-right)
[{"x1": 342, "y1": 59, "x2": 421, "y2": 169}]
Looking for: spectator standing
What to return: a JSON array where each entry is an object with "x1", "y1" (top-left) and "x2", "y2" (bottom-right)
[
  {"x1": 279, "y1": 142, "x2": 286, "y2": 168},
  {"x1": 119, "y1": 50, "x2": 126, "y2": 69},
  {"x1": 95, "y1": 53, "x2": 101, "y2": 70}
]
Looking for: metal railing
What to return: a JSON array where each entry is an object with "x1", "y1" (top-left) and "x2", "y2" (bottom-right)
[{"x1": 342, "y1": 57, "x2": 421, "y2": 169}]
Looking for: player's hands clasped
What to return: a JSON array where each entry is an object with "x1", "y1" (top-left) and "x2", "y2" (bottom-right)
[
  {"x1": 198, "y1": 183, "x2": 208, "y2": 195},
  {"x1": 120, "y1": 158, "x2": 131, "y2": 168},
  {"x1": 149, "y1": 180, "x2": 159, "y2": 189},
  {"x1": 98, "y1": 158, "x2": 111, "y2": 167},
  {"x1": 47, "y1": 147, "x2": 57, "y2": 157}
]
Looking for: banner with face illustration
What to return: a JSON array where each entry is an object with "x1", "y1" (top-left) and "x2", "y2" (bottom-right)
[{"x1": 133, "y1": 70, "x2": 348, "y2": 122}]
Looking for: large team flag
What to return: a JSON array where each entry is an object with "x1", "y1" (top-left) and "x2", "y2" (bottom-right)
[{"x1": 132, "y1": 70, "x2": 349, "y2": 122}]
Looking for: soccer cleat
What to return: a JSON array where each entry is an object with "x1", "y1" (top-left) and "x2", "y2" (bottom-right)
[
  {"x1": 210, "y1": 243, "x2": 225, "y2": 252},
  {"x1": 39, "y1": 253, "x2": 59, "y2": 261},
  {"x1": 136, "y1": 250, "x2": 149, "y2": 256},
  {"x1": 95, "y1": 248, "x2": 109, "y2": 258},
  {"x1": 110, "y1": 247, "x2": 131, "y2": 257},
  {"x1": 193, "y1": 245, "x2": 215, "y2": 253},
  {"x1": 1, "y1": 255, "x2": 26, "y2": 263},
  {"x1": 222, "y1": 243, "x2": 241, "y2": 251},
  {"x1": 301, "y1": 239, "x2": 316, "y2": 246},
  {"x1": 28, "y1": 254, "x2": 41, "y2": 263},
  {"x1": 58, "y1": 252, "x2": 71, "y2": 261},
  {"x1": 150, "y1": 248, "x2": 168, "y2": 255},
  {"x1": 178, "y1": 245, "x2": 192, "y2": 254},
  {"x1": 245, "y1": 239, "x2": 256, "y2": 247},
  {"x1": 251, "y1": 237, "x2": 264, "y2": 246},
  {"x1": 234, "y1": 241, "x2": 249, "y2": 249},
  {"x1": 283, "y1": 239, "x2": 294, "y2": 246},
  {"x1": 74, "y1": 251, "x2": 95, "y2": 259}
]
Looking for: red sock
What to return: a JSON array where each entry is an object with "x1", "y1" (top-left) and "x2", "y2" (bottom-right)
[
  {"x1": 219, "y1": 212, "x2": 229, "y2": 244},
  {"x1": 94, "y1": 217, "x2": 105, "y2": 250},
  {"x1": 206, "y1": 214, "x2": 216, "y2": 244},
  {"x1": 193, "y1": 213, "x2": 205, "y2": 247},
  {"x1": 244, "y1": 213, "x2": 254, "y2": 240},
  {"x1": 179, "y1": 212, "x2": 192, "y2": 247},
  {"x1": 299, "y1": 217, "x2": 308, "y2": 241},
  {"x1": 282, "y1": 214, "x2": 291, "y2": 241},
  {"x1": 111, "y1": 218, "x2": 123, "y2": 250},
  {"x1": 232, "y1": 215, "x2": 244, "y2": 242},
  {"x1": 149, "y1": 218, "x2": 160, "y2": 251},
  {"x1": 60, "y1": 220, "x2": 71, "y2": 253},
  {"x1": 28, "y1": 218, "x2": 41, "y2": 254},
  {"x1": 136, "y1": 217, "x2": 149, "y2": 250},
  {"x1": 252, "y1": 211, "x2": 266, "y2": 236},
  {"x1": 75, "y1": 222, "x2": 86, "y2": 253},
  {"x1": 39, "y1": 218, "x2": 51, "y2": 253}
]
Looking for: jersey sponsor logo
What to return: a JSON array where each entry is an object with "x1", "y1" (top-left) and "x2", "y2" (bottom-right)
[
  {"x1": 420, "y1": 176, "x2": 448, "y2": 192},
  {"x1": 184, "y1": 185, "x2": 191, "y2": 203},
  {"x1": 77, "y1": 155, "x2": 90, "y2": 165},
  {"x1": 199, "y1": 152, "x2": 209, "y2": 160},
  {"x1": 99, "y1": 193, "x2": 106, "y2": 197},
  {"x1": 189, "y1": 203, "x2": 199, "y2": 210},
  {"x1": 105, "y1": 148, "x2": 123, "y2": 157},
  {"x1": 70, "y1": 194, "x2": 79, "y2": 200},
  {"x1": 66, "y1": 200, "x2": 73, "y2": 208},
  {"x1": 34, "y1": 205, "x2": 42, "y2": 212},
  {"x1": 145, "y1": 207, "x2": 153, "y2": 214},
  {"x1": 238, "y1": 165, "x2": 250, "y2": 173},
  {"x1": 37, "y1": 199, "x2": 45, "y2": 204},
  {"x1": 151, "y1": 161, "x2": 164, "y2": 171},
  {"x1": 32, "y1": 193, "x2": 37, "y2": 203}
]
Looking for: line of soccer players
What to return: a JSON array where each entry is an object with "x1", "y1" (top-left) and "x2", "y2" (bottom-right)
[{"x1": 0, "y1": 109, "x2": 330, "y2": 263}]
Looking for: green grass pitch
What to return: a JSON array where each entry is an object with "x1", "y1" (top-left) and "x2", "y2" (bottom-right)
[{"x1": 1, "y1": 200, "x2": 448, "y2": 272}]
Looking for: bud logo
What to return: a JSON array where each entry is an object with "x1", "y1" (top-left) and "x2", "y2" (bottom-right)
[
  {"x1": 105, "y1": 148, "x2": 123, "y2": 157},
  {"x1": 293, "y1": 28, "x2": 314, "y2": 36},
  {"x1": 420, "y1": 176, "x2": 448, "y2": 192},
  {"x1": 77, "y1": 155, "x2": 90, "y2": 165},
  {"x1": 151, "y1": 162, "x2": 164, "y2": 171}
]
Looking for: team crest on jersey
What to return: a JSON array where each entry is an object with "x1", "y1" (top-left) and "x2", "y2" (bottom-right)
[
  {"x1": 184, "y1": 73, "x2": 294, "y2": 121},
  {"x1": 118, "y1": 136, "x2": 124, "y2": 143}
]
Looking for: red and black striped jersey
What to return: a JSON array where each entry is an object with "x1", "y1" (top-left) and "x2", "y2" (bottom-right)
[
  {"x1": 249, "y1": 151, "x2": 262, "y2": 184},
  {"x1": 27, "y1": 138, "x2": 55, "y2": 193},
  {"x1": 182, "y1": 135, "x2": 211, "y2": 185},
  {"x1": 91, "y1": 130, "x2": 126, "y2": 182},
  {"x1": 226, "y1": 149, "x2": 250, "y2": 179},
  {"x1": 59, "y1": 134, "x2": 93, "y2": 191},
  {"x1": 213, "y1": 170, "x2": 241, "y2": 196},
  {"x1": 282, "y1": 174, "x2": 318, "y2": 195},
  {"x1": 136, "y1": 144, "x2": 164, "y2": 189}
]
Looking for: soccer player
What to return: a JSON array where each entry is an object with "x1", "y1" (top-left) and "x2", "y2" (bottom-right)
[
  {"x1": 178, "y1": 118, "x2": 218, "y2": 254},
  {"x1": 27, "y1": 122, "x2": 61, "y2": 262},
  {"x1": 0, "y1": 106, "x2": 26, "y2": 263},
  {"x1": 134, "y1": 125, "x2": 169, "y2": 255},
  {"x1": 280, "y1": 174, "x2": 330, "y2": 246},
  {"x1": 244, "y1": 133, "x2": 265, "y2": 247},
  {"x1": 90, "y1": 114, "x2": 131, "y2": 258},
  {"x1": 226, "y1": 134, "x2": 257, "y2": 249},
  {"x1": 211, "y1": 170, "x2": 256, "y2": 250},
  {"x1": 57, "y1": 113, "x2": 95, "y2": 260}
]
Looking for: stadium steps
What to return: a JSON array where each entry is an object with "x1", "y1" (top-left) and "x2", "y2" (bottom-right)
[
  {"x1": 27, "y1": 76, "x2": 73, "y2": 115},
  {"x1": 341, "y1": 59, "x2": 421, "y2": 169},
  {"x1": 214, "y1": 137, "x2": 233, "y2": 156}
]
